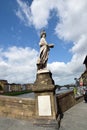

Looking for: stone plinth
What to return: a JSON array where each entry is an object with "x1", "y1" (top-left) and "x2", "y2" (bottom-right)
[
  {"x1": 32, "y1": 70, "x2": 56, "y2": 120},
  {"x1": 33, "y1": 70, "x2": 55, "y2": 92}
]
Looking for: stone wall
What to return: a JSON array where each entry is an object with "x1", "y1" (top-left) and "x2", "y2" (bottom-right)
[
  {"x1": 0, "y1": 95, "x2": 35, "y2": 120},
  {"x1": 0, "y1": 91, "x2": 83, "y2": 121},
  {"x1": 56, "y1": 91, "x2": 83, "y2": 113}
]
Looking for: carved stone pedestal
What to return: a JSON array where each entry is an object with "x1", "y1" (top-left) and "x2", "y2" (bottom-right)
[{"x1": 32, "y1": 70, "x2": 56, "y2": 119}]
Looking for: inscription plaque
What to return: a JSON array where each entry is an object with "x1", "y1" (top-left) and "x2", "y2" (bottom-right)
[{"x1": 38, "y1": 95, "x2": 51, "y2": 116}]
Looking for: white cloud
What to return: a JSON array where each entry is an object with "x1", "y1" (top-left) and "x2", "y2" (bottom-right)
[
  {"x1": 54, "y1": 0, "x2": 87, "y2": 85},
  {"x1": 30, "y1": 0, "x2": 58, "y2": 29},
  {"x1": 14, "y1": 0, "x2": 87, "y2": 85},
  {"x1": 0, "y1": 46, "x2": 38, "y2": 84},
  {"x1": 16, "y1": 0, "x2": 58, "y2": 29},
  {"x1": 16, "y1": 0, "x2": 32, "y2": 26},
  {"x1": 48, "y1": 56, "x2": 85, "y2": 85},
  {"x1": 70, "y1": 35, "x2": 87, "y2": 55},
  {"x1": 55, "y1": 0, "x2": 87, "y2": 41}
]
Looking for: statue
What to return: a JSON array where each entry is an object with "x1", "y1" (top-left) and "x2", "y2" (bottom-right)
[{"x1": 37, "y1": 30, "x2": 54, "y2": 70}]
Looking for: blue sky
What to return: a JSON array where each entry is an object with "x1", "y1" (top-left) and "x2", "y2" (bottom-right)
[
  {"x1": 0, "y1": 0, "x2": 87, "y2": 85},
  {"x1": 0, "y1": 0, "x2": 72, "y2": 62}
]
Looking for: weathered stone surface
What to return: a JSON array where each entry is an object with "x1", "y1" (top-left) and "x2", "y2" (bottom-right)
[
  {"x1": 0, "y1": 91, "x2": 83, "y2": 122},
  {"x1": 32, "y1": 71, "x2": 56, "y2": 120},
  {"x1": 0, "y1": 95, "x2": 35, "y2": 120},
  {"x1": 56, "y1": 91, "x2": 83, "y2": 113},
  {"x1": 32, "y1": 71, "x2": 55, "y2": 92},
  {"x1": 35, "y1": 92, "x2": 56, "y2": 119}
]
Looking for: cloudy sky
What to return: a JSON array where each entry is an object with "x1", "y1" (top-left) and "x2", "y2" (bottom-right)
[{"x1": 0, "y1": 0, "x2": 87, "y2": 85}]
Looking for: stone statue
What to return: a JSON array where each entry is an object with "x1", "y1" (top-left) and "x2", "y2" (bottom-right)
[{"x1": 37, "y1": 30, "x2": 54, "y2": 70}]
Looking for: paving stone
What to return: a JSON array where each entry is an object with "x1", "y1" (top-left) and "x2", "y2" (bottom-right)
[{"x1": 0, "y1": 101, "x2": 87, "y2": 130}]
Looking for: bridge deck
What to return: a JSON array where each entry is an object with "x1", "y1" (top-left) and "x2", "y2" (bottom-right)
[
  {"x1": 0, "y1": 101, "x2": 87, "y2": 130},
  {"x1": 60, "y1": 101, "x2": 87, "y2": 130}
]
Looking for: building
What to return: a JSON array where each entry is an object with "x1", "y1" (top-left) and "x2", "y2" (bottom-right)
[
  {"x1": 0, "y1": 80, "x2": 9, "y2": 92},
  {"x1": 25, "y1": 83, "x2": 33, "y2": 90},
  {"x1": 83, "y1": 55, "x2": 87, "y2": 70},
  {"x1": 9, "y1": 83, "x2": 23, "y2": 92},
  {"x1": 0, "y1": 79, "x2": 34, "y2": 93},
  {"x1": 80, "y1": 55, "x2": 87, "y2": 86}
]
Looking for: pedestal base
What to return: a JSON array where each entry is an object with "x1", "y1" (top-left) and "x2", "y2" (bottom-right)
[
  {"x1": 33, "y1": 71, "x2": 55, "y2": 92},
  {"x1": 32, "y1": 71, "x2": 56, "y2": 119}
]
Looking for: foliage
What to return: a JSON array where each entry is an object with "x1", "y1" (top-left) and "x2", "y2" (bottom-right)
[{"x1": 3, "y1": 90, "x2": 32, "y2": 96}]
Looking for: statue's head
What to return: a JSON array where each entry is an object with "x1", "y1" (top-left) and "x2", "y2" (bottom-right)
[{"x1": 40, "y1": 30, "x2": 46, "y2": 38}]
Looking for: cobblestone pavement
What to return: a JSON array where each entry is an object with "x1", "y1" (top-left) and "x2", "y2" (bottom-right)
[{"x1": 0, "y1": 101, "x2": 87, "y2": 130}]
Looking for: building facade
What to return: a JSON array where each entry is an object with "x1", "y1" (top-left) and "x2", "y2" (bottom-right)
[{"x1": 80, "y1": 55, "x2": 87, "y2": 86}]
